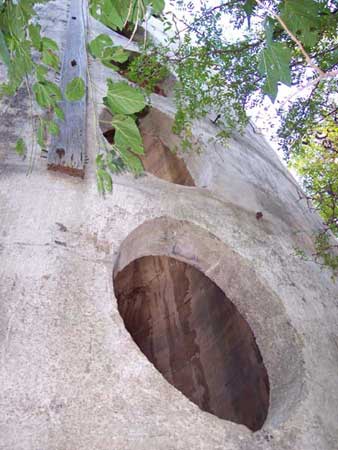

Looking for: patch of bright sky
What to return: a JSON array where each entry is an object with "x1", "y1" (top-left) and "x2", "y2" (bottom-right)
[{"x1": 162, "y1": 0, "x2": 313, "y2": 163}]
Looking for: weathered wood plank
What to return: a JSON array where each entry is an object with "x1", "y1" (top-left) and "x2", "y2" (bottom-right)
[{"x1": 48, "y1": 0, "x2": 87, "y2": 178}]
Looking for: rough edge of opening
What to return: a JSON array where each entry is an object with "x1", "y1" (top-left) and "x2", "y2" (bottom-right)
[
  {"x1": 113, "y1": 216, "x2": 306, "y2": 432},
  {"x1": 99, "y1": 108, "x2": 196, "y2": 187},
  {"x1": 137, "y1": 107, "x2": 196, "y2": 186}
]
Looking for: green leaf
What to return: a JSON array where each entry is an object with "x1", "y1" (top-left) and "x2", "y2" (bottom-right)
[
  {"x1": 118, "y1": 146, "x2": 143, "y2": 174},
  {"x1": 36, "y1": 65, "x2": 48, "y2": 82},
  {"x1": 104, "y1": 80, "x2": 146, "y2": 115},
  {"x1": 32, "y1": 82, "x2": 53, "y2": 108},
  {"x1": 42, "y1": 49, "x2": 60, "y2": 70},
  {"x1": 15, "y1": 138, "x2": 26, "y2": 156},
  {"x1": 32, "y1": 80, "x2": 61, "y2": 109},
  {"x1": 96, "y1": 153, "x2": 105, "y2": 169},
  {"x1": 90, "y1": 41, "x2": 130, "y2": 68},
  {"x1": 46, "y1": 120, "x2": 60, "y2": 135},
  {"x1": 3, "y1": 40, "x2": 34, "y2": 93},
  {"x1": 97, "y1": 168, "x2": 113, "y2": 192},
  {"x1": 101, "y1": 47, "x2": 120, "y2": 69},
  {"x1": 258, "y1": 42, "x2": 292, "y2": 101},
  {"x1": 150, "y1": 0, "x2": 165, "y2": 14},
  {"x1": 0, "y1": 29, "x2": 10, "y2": 66},
  {"x1": 264, "y1": 17, "x2": 275, "y2": 45},
  {"x1": 90, "y1": 0, "x2": 125, "y2": 30},
  {"x1": 44, "y1": 80, "x2": 62, "y2": 101},
  {"x1": 41, "y1": 37, "x2": 59, "y2": 52},
  {"x1": 28, "y1": 24, "x2": 41, "y2": 50},
  {"x1": 16, "y1": 41, "x2": 34, "y2": 75},
  {"x1": 88, "y1": 34, "x2": 113, "y2": 58},
  {"x1": 102, "y1": 1, "x2": 124, "y2": 29},
  {"x1": 37, "y1": 121, "x2": 46, "y2": 148},
  {"x1": 64, "y1": 77, "x2": 86, "y2": 101},
  {"x1": 106, "y1": 151, "x2": 119, "y2": 173},
  {"x1": 111, "y1": 46, "x2": 129, "y2": 63},
  {"x1": 96, "y1": 170, "x2": 104, "y2": 193},
  {"x1": 101, "y1": 60, "x2": 119, "y2": 70},
  {"x1": 280, "y1": 0, "x2": 326, "y2": 48},
  {"x1": 111, "y1": 115, "x2": 144, "y2": 155},
  {"x1": 54, "y1": 105, "x2": 65, "y2": 121}
]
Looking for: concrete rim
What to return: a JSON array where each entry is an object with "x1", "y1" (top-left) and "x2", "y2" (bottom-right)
[{"x1": 113, "y1": 216, "x2": 306, "y2": 431}]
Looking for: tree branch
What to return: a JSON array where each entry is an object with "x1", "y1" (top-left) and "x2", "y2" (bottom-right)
[{"x1": 255, "y1": 0, "x2": 326, "y2": 76}]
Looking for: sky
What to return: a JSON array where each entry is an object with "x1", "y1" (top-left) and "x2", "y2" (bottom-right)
[{"x1": 162, "y1": 0, "x2": 299, "y2": 159}]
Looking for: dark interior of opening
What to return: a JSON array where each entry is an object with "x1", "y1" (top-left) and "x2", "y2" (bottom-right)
[
  {"x1": 114, "y1": 255, "x2": 270, "y2": 431},
  {"x1": 137, "y1": 110, "x2": 195, "y2": 186},
  {"x1": 115, "y1": 22, "x2": 145, "y2": 42},
  {"x1": 100, "y1": 108, "x2": 195, "y2": 186},
  {"x1": 138, "y1": 130, "x2": 195, "y2": 186}
]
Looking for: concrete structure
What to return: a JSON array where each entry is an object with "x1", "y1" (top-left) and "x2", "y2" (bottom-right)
[{"x1": 1, "y1": 1, "x2": 338, "y2": 449}]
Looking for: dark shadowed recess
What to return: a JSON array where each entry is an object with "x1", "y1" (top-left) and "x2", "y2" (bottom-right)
[
  {"x1": 114, "y1": 255, "x2": 270, "y2": 431},
  {"x1": 101, "y1": 108, "x2": 195, "y2": 186},
  {"x1": 138, "y1": 130, "x2": 195, "y2": 186},
  {"x1": 137, "y1": 109, "x2": 195, "y2": 186},
  {"x1": 114, "y1": 22, "x2": 145, "y2": 42}
]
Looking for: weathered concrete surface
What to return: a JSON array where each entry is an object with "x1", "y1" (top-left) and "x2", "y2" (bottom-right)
[{"x1": 1, "y1": 1, "x2": 338, "y2": 449}]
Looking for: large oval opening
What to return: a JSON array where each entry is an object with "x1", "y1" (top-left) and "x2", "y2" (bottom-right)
[{"x1": 114, "y1": 255, "x2": 270, "y2": 431}]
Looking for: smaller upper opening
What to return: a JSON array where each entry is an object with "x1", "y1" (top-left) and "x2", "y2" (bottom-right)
[
  {"x1": 115, "y1": 23, "x2": 145, "y2": 43},
  {"x1": 138, "y1": 108, "x2": 195, "y2": 186},
  {"x1": 99, "y1": 108, "x2": 195, "y2": 186}
]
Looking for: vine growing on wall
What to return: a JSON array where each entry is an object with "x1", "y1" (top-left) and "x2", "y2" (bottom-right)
[
  {"x1": 0, "y1": 0, "x2": 337, "y2": 274},
  {"x1": 0, "y1": 0, "x2": 85, "y2": 165},
  {"x1": 0, "y1": 0, "x2": 161, "y2": 187},
  {"x1": 86, "y1": 0, "x2": 338, "y2": 274},
  {"x1": 87, "y1": 32, "x2": 146, "y2": 192},
  {"x1": 87, "y1": 0, "x2": 166, "y2": 192}
]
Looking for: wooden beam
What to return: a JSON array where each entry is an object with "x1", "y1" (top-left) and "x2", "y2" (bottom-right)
[{"x1": 48, "y1": 0, "x2": 87, "y2": 178}]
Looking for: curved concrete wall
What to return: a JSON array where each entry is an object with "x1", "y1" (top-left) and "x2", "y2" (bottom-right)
[{"x1": 0, "y1": 2, "x2": 338, "y2": 450}]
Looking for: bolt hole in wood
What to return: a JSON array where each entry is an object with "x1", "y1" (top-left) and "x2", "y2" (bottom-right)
[{"x1": 114, "y1": 255, "x2": 270, "y2": 431}]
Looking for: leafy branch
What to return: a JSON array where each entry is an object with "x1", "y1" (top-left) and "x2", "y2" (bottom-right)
[
  {"x1": 88, "y1": 0, "x2": 165, "y2": 193},
  {"x1": 0, "y1": 0, "x2": 86, "y2": 164}
]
